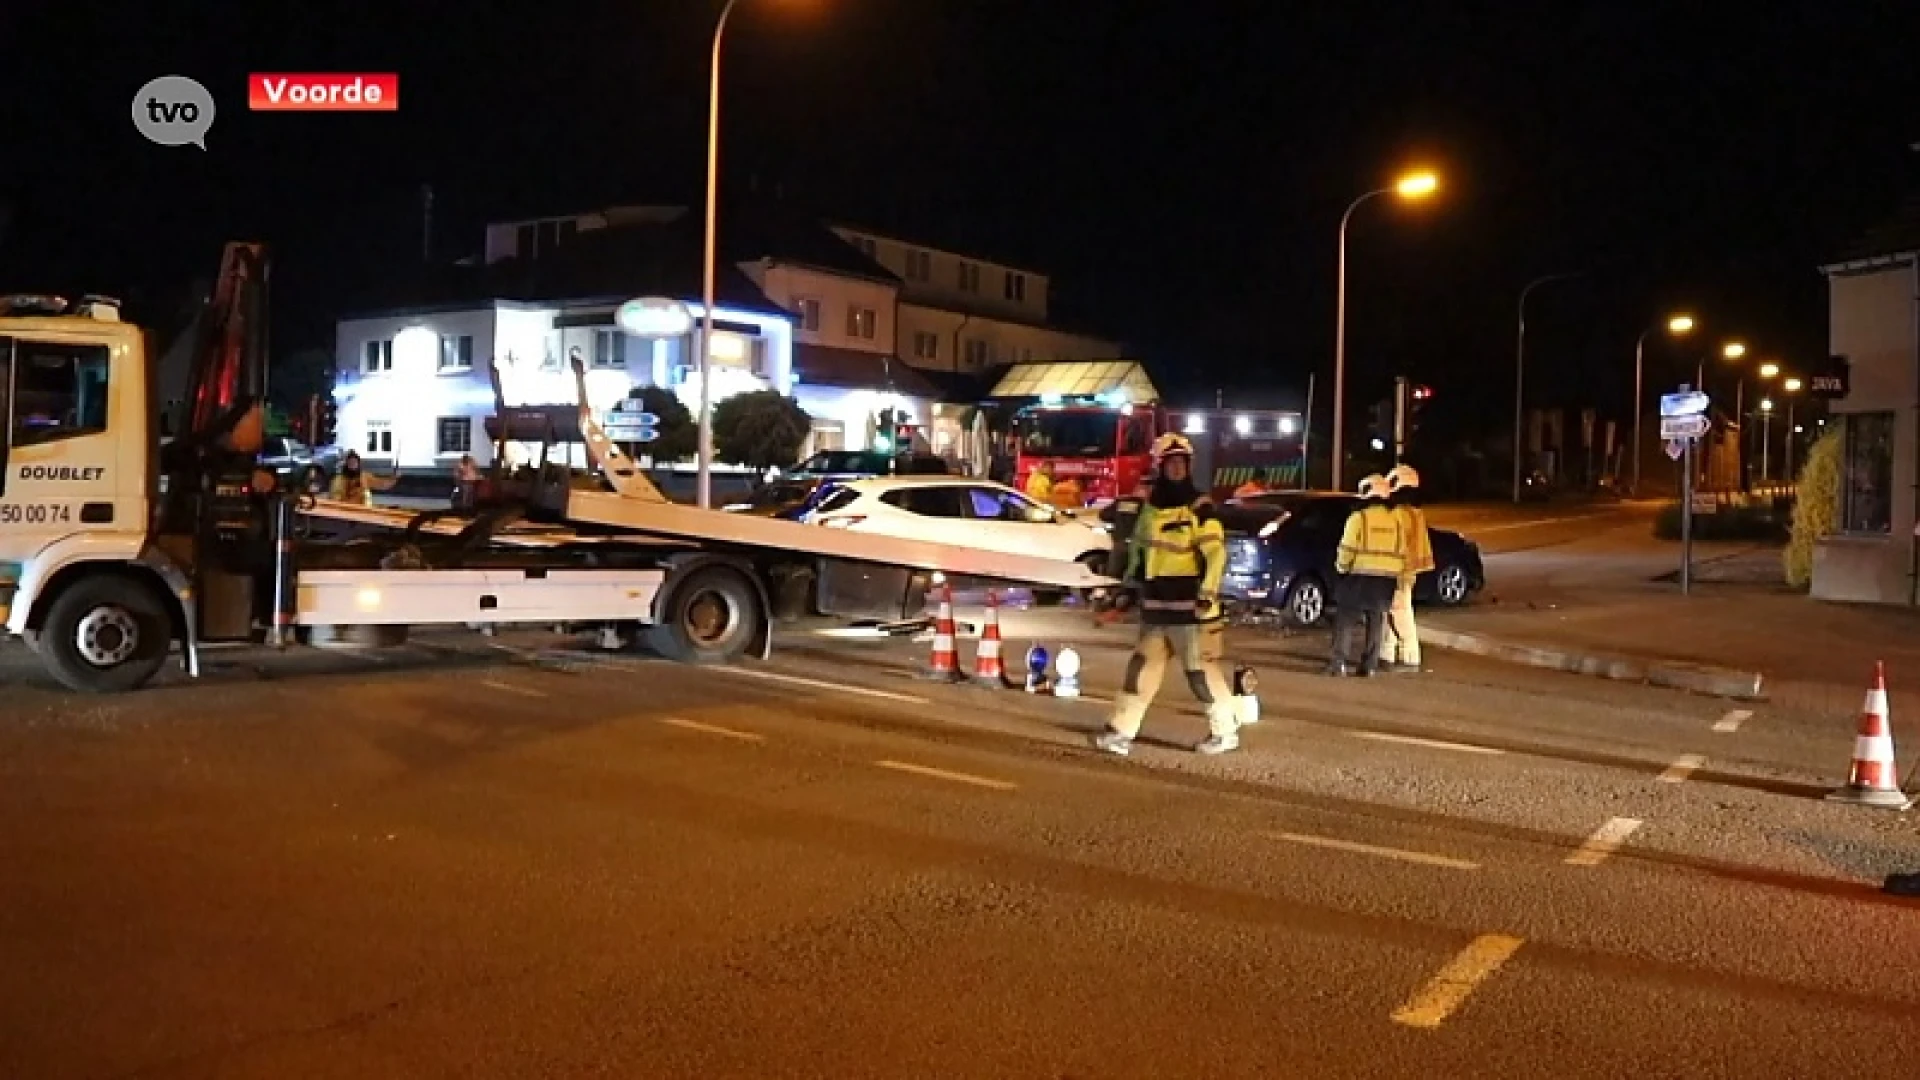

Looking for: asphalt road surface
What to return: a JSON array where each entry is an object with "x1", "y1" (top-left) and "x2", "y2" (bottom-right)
[{"x1": 1, "y1": 610, "x2": 1916, "y2": 1079}]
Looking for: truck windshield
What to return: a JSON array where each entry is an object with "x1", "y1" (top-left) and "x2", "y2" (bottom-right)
[{"x1": 1016, "y1": 410, "x2": 1118, "y2": 458}]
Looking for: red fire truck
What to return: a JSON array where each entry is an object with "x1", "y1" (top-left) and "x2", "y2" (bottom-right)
[{"x1": 1010, "y1": 399, "x2": 1305, "y2": 506}]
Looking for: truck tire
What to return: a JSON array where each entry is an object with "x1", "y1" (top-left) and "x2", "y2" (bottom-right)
[
  {"x1": 646, "y1": 565, "x2": 761, "y2": 664},
  {"x1": 38, "y1": 576, "x2": 173, "y2": 693}
]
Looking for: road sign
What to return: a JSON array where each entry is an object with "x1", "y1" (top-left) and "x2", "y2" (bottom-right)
[
  {"x1": 1664, "y1": 439, "x2": 1685, "y2": 461},
  {"x1": 1660, "y1": 414, "x2": 1710, "y2": 440},
  {"x1": 605, "y1": 422, "x2": 658, "y2": 443},
  {"x1": 1659, "y1": 390, "x2": 1710, "y2": 417}
]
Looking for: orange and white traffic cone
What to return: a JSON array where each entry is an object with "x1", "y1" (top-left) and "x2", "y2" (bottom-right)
[
  {"x1": 973, "y1": 590, "x2": 1009, "y2": 687},
  {"x1": 1828, "y1": 661, "x2": 1914, "y2": 810},
  {"x1": 921, "y1": 580, "x2": 963, "y2": 682}
]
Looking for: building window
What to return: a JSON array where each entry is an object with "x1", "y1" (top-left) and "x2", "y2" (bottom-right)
[
  {"x1": 1842, "y1": 411, "x2": 1894, "y2": 534},
  {"x1": 11, "y1": 341, "x2": 110, "y2": 447},
  {"x1": 365, "y1": 421, "x2": 394, "y2": 456},
  {"x1": 439, "y1": 334, "x2": 474, "y2": 372},
  {"x1": 1005, "y1": 272, "x2": 1026, "y2": 302},
  {"x1": 848, "y1": 306, "x2": 877, "y2": 340},
  {"x1": 593, "y1": 328, "x2": 628, "y2": 369},
  {"x1": 958, "y1": 262, "x2": 981, "y2": 293},
  {"x1": 515, "y1": 223, "x2": 535, "y2": 259},
  {"x1": 363, "y1": 339, "x2": 393, "y2": 373},
  {"x1": 911, "y1": 331, "x2": 939, "y2": 361},
  {"x1": 906, "y1": 249, "x2": 932, "y2": 282},
  {"x1": 796, "y1": 297, "x2": 822, "y2": 332},
  {"x1": 964, "y1": 339, "x2": 990, "y2": 368},
  {"x1": 437, "y1": 416, "x2": 473, "y2": 456}
]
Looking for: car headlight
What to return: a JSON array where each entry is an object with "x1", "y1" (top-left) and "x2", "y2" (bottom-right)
[{"x1": 1258, "y1": 520, "x2": 1280, "y2": 539}]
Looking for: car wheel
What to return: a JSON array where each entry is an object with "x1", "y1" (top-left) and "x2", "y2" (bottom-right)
[
  {"x1": 1433, "y1": 564, "x2": 1471, "y2": 606},
  {"x1": 1285, "y1": 575, "x2": 1327, "y2": 628}
]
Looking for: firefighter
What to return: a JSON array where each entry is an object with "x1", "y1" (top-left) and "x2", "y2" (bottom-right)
[
  {"x1": 1325, "y1": 473, "x2": 1406, "y2": 677},
  {"x1": 330, "y1": 451, "x2": 374, "y2": 506},
  {"x1": 1024, "y1": 460, "x2": 1054, "y2": 503},
  {"x1": 1093, "y1": 433, "x2": 1241, "y2": 756},
  {"x1": 1381, "y1": 464, "x2": 1434, "y2": 672}
]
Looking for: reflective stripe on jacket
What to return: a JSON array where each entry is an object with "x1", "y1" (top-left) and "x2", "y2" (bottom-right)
[
  {"x1": 1336, "y1": 504, "x2": 1406, "y2": 578},
  {"x1": 1129, "y1": 501, "x2": 1227, "y2": 624},
  {"x1": 1395, "y1": 505, "x2": 1435, "y2": 575}
]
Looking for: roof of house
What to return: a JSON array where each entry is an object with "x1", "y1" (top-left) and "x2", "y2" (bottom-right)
[
  {"x1": 1825, "y1": 191, "x2": 1920, "y2": 267},
  {"x1": 793, "y1": 343, "x2": 942, "y2": 398},
  {"x1": 343, "y1": 215, "x2": 788, "y2": 320}
]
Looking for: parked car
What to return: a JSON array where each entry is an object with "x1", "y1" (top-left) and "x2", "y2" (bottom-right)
[
  {"x1": 800, "y1": 476, "x2": 1112, "y2": 570},
  {"x1": 788, "y1": 450, "x2": 952, "y2": 482},
  {"x1": 722, "y1": 477, "x2": 828, "y2": 517},
  {"x1": 1215, "y1": 491, "x2": 1484, "y2": 626}
]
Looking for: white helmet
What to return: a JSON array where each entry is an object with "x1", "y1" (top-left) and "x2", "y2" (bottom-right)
[
  {"x1": 1388, "y1": 464, "x2": 1421, "y2": 491},
  {"x1": 1358, "y1": 474, "x2": 1391, "y2": 500},
  {"x1": 1150, "y1": 432, "x2": 1194, "y2": 461}
]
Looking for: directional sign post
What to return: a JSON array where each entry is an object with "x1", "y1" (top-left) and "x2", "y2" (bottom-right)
[
  {"x1": 1659, "y1": 414, "x2": 1710, "y2": 440},
  {"x1": 605, "y1": 401, "x2": 660, "y2": 444},
  {"x1": 1661, "y1": 384, "x2": 1711, "y2": 596}
]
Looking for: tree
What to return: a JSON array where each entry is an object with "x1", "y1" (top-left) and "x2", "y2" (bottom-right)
[
  {"x1": 269, "y1": 347, "x2": 334, "y2": 417},
  {"x1": 1784, "y1": 424, "x2": 1843, "y2": 589},
  {"x1": 626, "y1": 386, "x2": 696, "y2": 463},
  {"x1": 713, "y1": 390, "x2": 811, "y2": 470}
]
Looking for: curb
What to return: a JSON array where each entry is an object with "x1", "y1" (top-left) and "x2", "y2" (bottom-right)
[{"x1": 1420, "y1": 626, "x2": 1766, "y2": 701}]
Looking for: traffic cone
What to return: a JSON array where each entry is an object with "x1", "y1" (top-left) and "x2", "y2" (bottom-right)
[
  {"x1": 1827, "y1": 661, "x2": 1914, "y2": 810},
  {"x1": 972, "y1": 590, "x2": 1009, "y2": 687},
  {"x1": 921, "y1": 580, "x2": 963, "y2": 682}
]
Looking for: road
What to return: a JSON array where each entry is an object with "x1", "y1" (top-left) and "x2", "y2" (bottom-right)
[{"x1": 3, "y1": 545, "x2": 1918, "y2": 1080}]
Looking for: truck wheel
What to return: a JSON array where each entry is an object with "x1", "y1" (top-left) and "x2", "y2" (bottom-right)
[
  {"x1": 646, "y1": 566, "x2": 761, "y2": 664},
  {"x1": 39, "y1": 576, "x2": 173, "y2": 693}
]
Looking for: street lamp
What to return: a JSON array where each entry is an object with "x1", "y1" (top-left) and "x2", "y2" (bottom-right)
[
  {"x1": 1511, "y1": 271, "x2": 1583, "y2": 502},
  {"x1": 1631, "y1": 313, "x2": 1694, "y2": 496},
  {"x1": 698, "y1": 0, "x2": 814, "y2": 509},
  {"x1": 1331, "y1": 168, "x2": 1439, "y2": 492},
  {"x1": 1758, "y1": 397, "x2": 1775, "y2": 483},
  {"x1": 1782, "y1": 376, "x2": 1803, "y2": 480}
]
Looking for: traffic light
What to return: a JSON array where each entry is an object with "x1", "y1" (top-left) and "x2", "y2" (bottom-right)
[
  {"x1": 317, "y1": 397, "x2": 338, "y2": 445},
  {"x1": 1408, "y1": 385, "x2": 1433, "y2": 437}
]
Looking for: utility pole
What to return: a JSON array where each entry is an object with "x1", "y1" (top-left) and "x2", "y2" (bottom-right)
[{"x1": 1300, "y1": 372, "x2": 1314, "y2": 490}]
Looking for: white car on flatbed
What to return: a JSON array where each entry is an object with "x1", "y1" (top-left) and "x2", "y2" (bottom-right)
[{"x1": 800, "y1": 476, "x2": 1112, "y2": 572}]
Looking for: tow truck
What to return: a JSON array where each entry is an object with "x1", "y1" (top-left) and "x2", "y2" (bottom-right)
[{"x1": 0, "y1": 245, "x2": 1106, "y2": 693}]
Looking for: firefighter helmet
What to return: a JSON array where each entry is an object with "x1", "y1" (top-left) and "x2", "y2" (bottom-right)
[
  {"x1": 1150, "y1": 433, "x2": 1194, "y2": 460},
  {"x1": 1358, "y1": 474, "x2": 1391, "y2": 500},
  {"x1": 1387, "y1": 464, "x2": 1422, "y2": 491}
]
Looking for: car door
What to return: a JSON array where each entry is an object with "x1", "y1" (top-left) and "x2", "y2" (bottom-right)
[{"x1": 872, "y1": 484, "x2": 972, "y2": 546}]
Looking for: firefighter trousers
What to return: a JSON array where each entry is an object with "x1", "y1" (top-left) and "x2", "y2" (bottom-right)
[
  {"x1": 1382, "y1": 574, "x2": 1420, "y2": 666},
  {"x1": 1108, "y1": 620, "x2": 1238, "y2": 739}
]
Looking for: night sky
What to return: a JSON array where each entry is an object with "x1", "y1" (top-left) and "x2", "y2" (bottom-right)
[{"x1": 4, "y1": 1, "x2": 1917, "y2": 435}]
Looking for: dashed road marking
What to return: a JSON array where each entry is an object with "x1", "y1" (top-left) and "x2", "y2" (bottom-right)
[
  {"x1": 1659, "y1": 753, "x2": 1706, "y2": 783},
  {"x1": 718, "y1": 666, "x2": 931, "y2": 705},
  {"x1": 1391, "y1": 934, "x2": 1526, "y2": 1029},
  {"x1": 1564, "y1": 816, "x2": 1643, "y2": 867},
  {"x1": 658, "y1": 717, "x2": 765, "y2": 742},
  {"x1": 1272, "y1": 831, "x2": 1479, "y2": 871},
  {"x1": 1713, "y1": 710, "x2": 1751, "y2": 733},
  {"x1": 481, "y1": 679, "x2": 548, "y2": 698},
  {"x1": 875, "y1": 759, "x2": 1017, "y2": 791},
  {"x1": 1452, "y1": 511, "x2": 1622, "y2": 534},
  {"x1": 1351, "y1": 731, "x2": 1504, "y2": 756}
]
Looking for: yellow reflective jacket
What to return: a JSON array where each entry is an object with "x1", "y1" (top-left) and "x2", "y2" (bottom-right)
[
  {"x1": 1394, "y1": 504, "x2": 1435, "y2": 575},
  {"x1": 1024, "y1": 471, "x2": 1053, "y2": 503},
  {"x1": 1336, "y1": 504, "x2": 1407, "y2": 578},
  {"x1": 1128, "y1": 500, "x2": 1227, "y2": 624}
]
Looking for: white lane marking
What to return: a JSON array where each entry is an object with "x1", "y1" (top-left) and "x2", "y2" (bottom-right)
[
  {"x1": 1450, "y1": 511, "x2": 1623, "y2": 534},
  {"x1": 658, "y1": 717, "x2": 765, "y2": 742},
  {"x1": 1273, "y1": 831, "x2": 1479, "y2": 871},
  {"x1": 1391, "y1": 934, "x2": 1526, "y2": 1029},
  {"x1": 874, "y1": 759, "x2": 1017, "y2": 791},
  {"x1": 481, "y1": 679, "x2": 548, "y2": 699},
  {"x1": 717, "y1": 666, "x2": 930, "y2": 705},
  {"x1": 1564, "y1": 816, "x2": 1643, "y2": 867},
  {"x1": 1713, "y1": 709, "x2": 1752, "y2": 733},
  {"x1": 1658, "y1": 753, "x2": 1706, "y2": 783},
  {"x1": 1350, "y1": 731, "x2": 1505, "y2": 756}
]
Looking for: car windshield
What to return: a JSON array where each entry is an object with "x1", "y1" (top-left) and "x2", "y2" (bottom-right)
[
  {"x1": 1015, "y1": 410, "x2": 1118, "y2": 458},
  {"x1": 796, "y1": 451, "x2": 885, "y2": 475}
]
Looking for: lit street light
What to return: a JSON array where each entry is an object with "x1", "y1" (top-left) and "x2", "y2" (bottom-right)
[
  {"x1": 1631, "y1": 313, "x2": 1694, "y2": 496},
  {"x1": 1782, "y1": 376, "x2": 1804, "y2": 480},
  {"x1": 1759, "y1": 397, "x2": 1775, "y2": 482},
  {"x1": 1759, "y1": 361, "x2": 1780, "y2": 380},
  {"x1": 1511, "y1": 271, "x2": 1583, "y2": 502},
  {"x1": 698, "y1": 0, "x2": 814, "y2": 509},
  {"x1": 1331, "y1": 168, "x2": 1439, "y2": 492}
]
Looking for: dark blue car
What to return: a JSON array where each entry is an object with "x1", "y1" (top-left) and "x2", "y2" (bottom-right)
[{"x1": 1216, "y1": 492, "x2": 1484, "y2": 626}]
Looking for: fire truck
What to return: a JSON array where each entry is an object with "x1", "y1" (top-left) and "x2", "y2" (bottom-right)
[
  {"x1": 1010, "y1": 397, "x2": 1305, "y2": 506},
  {"x1": 0, "y1": 245, "x2": 1105, "y2": 693}
]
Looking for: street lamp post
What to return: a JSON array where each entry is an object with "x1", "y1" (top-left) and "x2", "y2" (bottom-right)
[
  {"x1": 1697, "y1": 341, "x2": 1745, "y2": 489},
  {"x1": 1512, "y1": 272, "x2": 1582, "y2": 503},
  {"x1": 1783, "y1": 376, "x2": 1803, "y2": 481},
  {"x1": 694, "y1": 0, "x2": 747, "y2": 510},
  {"x1": 1758, "y1": 398, "x2": 1775, "y2": 483},
  {"x1": 1331, "y1": 170, "x2": 1437, "y2": 493},
  {"x1": 1632, "y1": 314, "x2": 1694, "y2": 497}
]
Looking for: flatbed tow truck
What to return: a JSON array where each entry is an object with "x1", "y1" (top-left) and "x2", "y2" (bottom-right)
[{"x1": 0, "y1": 245, "x2": 1106, "y2": 693}]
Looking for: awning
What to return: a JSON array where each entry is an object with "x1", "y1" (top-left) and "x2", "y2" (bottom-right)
[{"x1": 989, "y1": 360, "x2": 1158, "y2": 402}]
